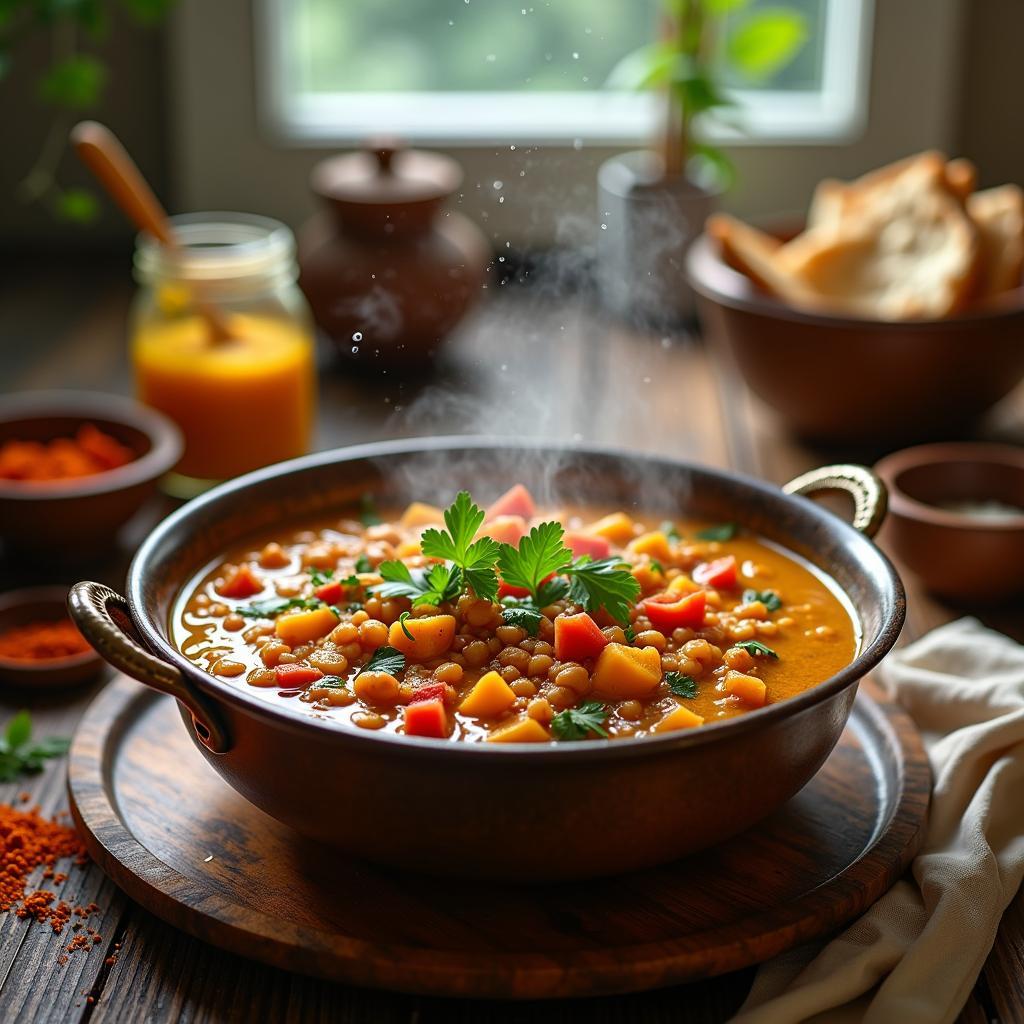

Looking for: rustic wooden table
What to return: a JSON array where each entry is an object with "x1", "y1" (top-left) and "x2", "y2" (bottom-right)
[{"x1": 2, "y1": 262, "x2": 1022, "y2": 1022}]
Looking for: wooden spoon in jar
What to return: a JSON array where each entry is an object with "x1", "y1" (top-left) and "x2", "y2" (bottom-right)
[{"x1": 71, "y1": 120, "x2": 234, "y2": 345}]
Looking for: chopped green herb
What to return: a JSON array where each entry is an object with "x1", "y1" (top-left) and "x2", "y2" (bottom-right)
[
  {"x1": 0, "y1": 711, "x2": 70, "y2": 782},
  {"x1": 371, "y1": 560, "x2": 462, "y2": 607},
  {"x1": 420, "y1": 491, "x2": 501, "y2": 602},
  {"x1": 237, "y1": 596, "x2": 323, "y2": 619},
  {"x1": 536, "y1": 575, "x2": 570, "y2": 605},
  {"x1": 358, "y1": 645, "x2": 406, "y2": 678},
  {"x1": 359, "y1": 493, "x2": 382, "y2": 526},
  {"x1": 660, "y1": 520, "x2": 681, "y2": 542},
  {"x1": 649, "y1": 559, "x2": 664, "y2": 575},
  {"x1": 496, "y1": 521, "x2": 573, "y2": 603},
  {"x1": 550, "y1": 701, "x2": 609, "y2": 741},
  {"x1": 735, "y1": 640, "x2": 778, "y2": 659},
  {"x1": 308, "y1": 566, "x2": 334, "y2": 587},
  {"x1": 398, "y1": 611, "x2": 415, "y2": 641},
  {"x1": 624, "y1": 625, "x2": 636, "y2": 643},
  {"x1": 697, "y1": 522, "x2": 738, "y2": 541},
  {"x1": 354, "y1": 554, "x2": 373, "y2": 575},
  {"x1": 339, "y1": 574, "x2": 361, "y2": 588},
  {"x1": 564, "y1": 556, "x2": 641, "y2": 626},
  {"x1": 743, "y1": 588, "x2": 782, "y2": 612},
  {"x1": 315, "y1": 676, "x2": 349, "y2": 690},
  {"x1": 501, "y1": 605, "x2": 542, "y2": 636},
  {"x1": 665, "y1": 672, "x2": 699, "y2": 698}
]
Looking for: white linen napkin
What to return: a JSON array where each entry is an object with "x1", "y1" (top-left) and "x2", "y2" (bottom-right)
[{"x1": 734, "y1": 617, "x2": 1024, "y2": 1024}]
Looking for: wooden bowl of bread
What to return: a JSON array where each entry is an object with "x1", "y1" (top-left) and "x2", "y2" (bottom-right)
[{"x1": 687, "y1": 151, "x2": 1024, "y2": 445}]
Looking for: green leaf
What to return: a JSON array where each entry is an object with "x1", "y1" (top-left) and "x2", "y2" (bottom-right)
[
  {"x1": 308, "y1": 566, "x2": 334, "y2": 587},
  {"x1": 676, "y1": 71, "x2": 734, "y2": 118},
  {"x1": 397, "y1": 611, "x2": 415, "y2": 641},
  {"x1": 564, "y1": 557, "x2": 641, "y2": 626},
  {"x1": 649, "y1": 559, "x2": 664, "y2": 575},
  {"x1": 121, "y1": 0, "x2": 177, "y2": 24},
  {"x1": 354, "y1": 554, "x2": 373, "y2": 574},
  {"x1": 735, "y1": 639, "x2": 778, "y2": 659},
  {"x1": 54, "y1": 187, "x2": 101, "y2": 224},
  {"x1": 624, "y1": 625, "x2": 636, "y2": 643},
  {"x1": 370, "y1": 561, "x2": 461, "y2": 607},
  {"x1": 313, "y1": 675, "x2": 348, "y2": 689},
  {"x1": 236, "y1": 597, "x2": 322, "y2": 619},
  {"x1": 38, "y1": 54, "x2": 106, "y2": 108},
  {"x1": 551, "y1": 701, "x2": 609, "y2": 741},
  {"x1": 5, "y1": 710, "x2": 32, "y2": 751},
  {"x1": 727, "y1": 8, "x2": 808, "y2": 82},
  {"x1": 701, "y1": 0, "x2": 752, "y2": 13},
  {"x1": 358, "y1": 645, "x2": 405, "y2": 678},
  {"x1": 666, "y1": 672, "x2": 699, "y2": 698},
  {"x1": 689, "y1": 143, "x2": 737, "y2": 191},
  {"x1": 501, "y1": 605, "x2": 542, "y2": 636},
  {"x1": 421, "y1": 492, "x2": 500, "y2": 602},
  {"x1": 496, "y1": 521, "x2": 573, "y2": 602},
  {"x1": 359, "y1": 493, "x2": 382, "y2": 526},
  {"x1": 743, "y1": 588, "x2": 782, "y2": 612},
  {"x1": 536, "y1": 576, "x2": 570, "y2": 605},
  {"x1": 696, "y1": 522, "x2": 737, "y2": 541},
  {"x1": 607, "y1": 41, "x2": 688, "y2": 91}
]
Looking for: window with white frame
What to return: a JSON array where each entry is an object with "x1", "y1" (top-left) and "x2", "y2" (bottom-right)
[{"x1": 259, "y1": 0, "x2": 873, "y2": 146}]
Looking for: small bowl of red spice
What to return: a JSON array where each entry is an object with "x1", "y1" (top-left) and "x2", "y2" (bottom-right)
[
  {"x1": 0, "y1": 390, "x2": 182, "y2": 556},
  {"x1": 0, "y1": 587, "x2": 103, "y2": 688}
]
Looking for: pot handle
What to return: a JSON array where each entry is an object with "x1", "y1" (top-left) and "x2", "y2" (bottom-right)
[
  {"x1": 782, "y1": 464, "x2": 888, "y2": 538},
  {"x1": 68, "y1": 581, "x2": 230, "y2": 754}
]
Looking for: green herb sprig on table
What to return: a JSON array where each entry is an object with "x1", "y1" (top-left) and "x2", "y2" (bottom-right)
[{"x1": 0, "y1": 711, "x2": 70, "y2": 782}]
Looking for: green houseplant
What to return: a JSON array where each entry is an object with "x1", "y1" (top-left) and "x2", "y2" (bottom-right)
[{"x1": 597, "y1": 0, "x2": 807, "y2": 327}]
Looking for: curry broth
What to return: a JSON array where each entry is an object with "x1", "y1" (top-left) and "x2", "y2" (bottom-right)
[{"x1": 173, "y1": 497, "x2": 858, "y2": 743}]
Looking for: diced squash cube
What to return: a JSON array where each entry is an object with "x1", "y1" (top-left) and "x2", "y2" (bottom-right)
[
  {"x1": 588, "y1": 512, "x2": 636, "y2": 545},
  {"x1": 388, "y1": 614, "x2": 456, "y2": 661},
  {"x1": 653, "y1": 704, "x2": 705, "y2": 732},
  {"x1": 725, "y1": 671, "x2": 767, "y2": 708},
  {"x1": 486, "y1": 716, "x2": 550, "y2": 743},
  {"x1": 628, "y1": 531, "x2": 673, "y2": 563},
  {"x1": 459, "y1": 670, "x2": 516, "y2": 718},
  {"x1": 591, "y1": 643, "x2": 662, "y2": 699},
  {"x1": 399, "y1": 502, "x2": 445, "y2": 529},
  {"x1": 667, "y1": 574, "x2": 701, "y2": 596},
  {"x1": 275, "y1": 606, "x2": 339, "y2": 646}
]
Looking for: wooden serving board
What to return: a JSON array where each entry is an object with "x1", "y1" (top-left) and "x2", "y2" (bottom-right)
[{"x1": 67, "y1": 675, "x2": 929, "y2": 1000}]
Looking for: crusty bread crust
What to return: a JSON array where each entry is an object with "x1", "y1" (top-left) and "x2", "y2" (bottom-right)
[{"x1": 967, "y1": 184, "x2": 1024, "y2": 299}]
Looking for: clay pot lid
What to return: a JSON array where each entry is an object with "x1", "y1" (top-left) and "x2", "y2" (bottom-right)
[{"x1": 311, "y1": 139, "x2": 462, "y2": 207}]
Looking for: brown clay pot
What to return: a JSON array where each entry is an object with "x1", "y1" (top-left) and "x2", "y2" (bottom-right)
[
  {"x1": 298, "y1": 142, "x2": 490, "y2": 370},
  {"x1": 69, "y1": 441, "x2": 903, "y2": 880}
]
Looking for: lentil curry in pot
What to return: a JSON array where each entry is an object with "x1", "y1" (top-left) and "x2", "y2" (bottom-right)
[{"x1": 174, "y1": 485, "x2": 858, "y2": 743}]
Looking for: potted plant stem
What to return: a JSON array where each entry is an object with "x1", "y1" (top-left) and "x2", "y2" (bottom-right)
[{"x1": 597, "y1": 0, "x2": 807, "y2": 328}]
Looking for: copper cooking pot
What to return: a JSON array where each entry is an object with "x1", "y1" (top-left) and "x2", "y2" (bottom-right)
[{"x1": 69, "y1": 440, "x2": 904, "y2": 879}]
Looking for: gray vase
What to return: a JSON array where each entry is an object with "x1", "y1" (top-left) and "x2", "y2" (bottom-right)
[{"x1": 597, "y1": 150, "x2": 721, "y2": 328}]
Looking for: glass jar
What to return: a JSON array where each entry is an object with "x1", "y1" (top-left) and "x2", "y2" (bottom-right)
[{"x1": 131, "y1": 212, "x2": 317, "y2": 497}]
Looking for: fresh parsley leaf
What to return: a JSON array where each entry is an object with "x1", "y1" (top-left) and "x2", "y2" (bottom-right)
[
  {"x1": 354, "y1": 554, "x2": 373, "y2": 574},
  {"x1": 564, "y1": 557, "x2": 641, "y2": 625},
  {"x1": 501, "y1": 605, "x2": 542, "y2": 636},
  {"x1": 370, "y1": 561, "x2": 462, "y2": 607},
  {"x1": 743, "y1": 588, "x2": 782, "y2": 612},
  {"x1": 665, "y1": 672, "x2": 698, "y2": 698},
  {"x1": 360, "y1": 493, "x2": 382, "y2": 526},
  {"x1": 398, "y1": 611, "x2": 415, "y2": 641},
  {"x1": 735, "y1": 640, "x2": 779, "y2": 659},
  {"x1": 358, "y1": 645, "x2": 406, "y2": 678},
  {"x1": 0, "y1": 712, "x2": 70, "y2": 781},
  {"x1": 660, "y1": 520, "x2": 680, "y2": 542},
  {"x1": 496, "y1": 521, "x2": 573, "y2": 602},
  {"x1": 420, "y1": 491, "x2": 501, "y2": 602},
  {"x1": 536, "y1": 575, "x2": 570, "y2": 605},
  {"x1": 314, "y1": 676, "x2": 349, "y2": 689},
  {"x1": 338, "y1": 574, "x2": 361, "y2": 587},
  {"x1": 697, "y1": 522, "x2": 738, "y2": 541},
  {"x1": 550, "y1": 701, "x2": 609, "y2": 741},
  {"x1": 624, "y1": 625, "x2": 636, "y2": 643},
  {"x1": 649, "y1": 559, "x2": 664, "y2": 575},
  {"x1": 237, "y1": 597, "x2": 323, "y2": 619},
  {"x1": 308, "y1": 566, "x2": 334, "y2": 587}
]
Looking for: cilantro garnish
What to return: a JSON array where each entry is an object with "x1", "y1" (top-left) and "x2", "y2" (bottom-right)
[
  {"x1": 496, "y1": 521, "x2": 571, "y2": 602},
  {"x1": 237, "y1": 596, "x2": 324, "y2": 619},
  {"x1": 357, "y1": 646, "x2": 406, "y2": 677},
  {"x1": 420, "y1": 491, "x2": 501, "y2": 602},
  {"x1": 550, "y1": 701, "x2": 609, "y2": 741},
  {"x1": 354, "y1": 554, "x2": 373, "y2": 574},
  {"x1": 743, "y1": 588, "x2": 782, "y2": 612},
  {"x1": 308, "y1": 566, "x2": 334, "y2": 587},
  {"x1": 564, "y1": 556, "x2": 641, "y2": 625},
  {"x1": 0, "y1": 711, "x2": 70, "y2": 782},
  {"x1": 649, "y1": 559, "x2": 664, "y2": 575},
  {"x1": 665, "y1": 672, "x2": 698, "y2": 698},
  {"x1": 501, "y1": 605, "x2": 542, "y2": 636},
  {"x1": 697, "y1": 523, "x2": 738, "y2": 541},
  {"x1": 660, "y1": 520, "x2": 680, "y2": 542},
  {"x1": 338, "y1": 574, "x2": 361, "y2": 587},
  {"x1": 360, "y1": 493, "x2": 382, "y2": 526},
  {"x1": 314, "y1": 676, "x2": 349, "y2": 690},
  {"x1": 735, "y1": 640, "x2": 778, "y2": 659},
  {"x1": 397, "y1": 611, "x2": 415, "y2": 641},
  {"x1": 624, "y1": 625, "x2": 636, "y2": 643},
  {"x1": 371, "y1": 561, "x2": 462, "y2": 607}
]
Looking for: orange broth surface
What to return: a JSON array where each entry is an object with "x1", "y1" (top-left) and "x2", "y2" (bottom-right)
[{"x1": 173, "y1": 491, "x2": 858, "y2": 743}]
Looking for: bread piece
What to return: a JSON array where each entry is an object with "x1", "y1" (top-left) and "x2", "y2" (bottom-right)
[
  {"x1": 945, "y1": 157, "x2": 977, "y2": 203},
  {"x1": 967, "y1": 184, "x2": 1024, "y2": 298}
]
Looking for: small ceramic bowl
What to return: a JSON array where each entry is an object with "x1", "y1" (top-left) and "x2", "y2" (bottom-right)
[
  {"x1": 0, "y1": 391, "x2": 182, "y2": 556},
  {"x1": 875, "y1": 443, "x2": 1024, "y2": 602},
  {"x1": 0, "y1": 586, "x2": 103, "y2": 688},
  {"x1": 686, "y1": 227, "x2": 1024, "y2": 445}
]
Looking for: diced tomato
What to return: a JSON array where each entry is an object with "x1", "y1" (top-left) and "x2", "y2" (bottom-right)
[
  {"x1": 314, "y1": 581, "x2": 343, "y2": 604},
  {"x1": 409, "y1": 682, "x2": 448, "y2": 705},
  {"x1": 216, "y1": 563, "x2": 262, "y2": 599},
  {"x1": 487, "y1": 484, "x2": 536, "y2": 521},
  {"x1": 479, "y1": 515, "x2": 527, "y2": 546},
  {"x1": 554, "y1": 612, "x2": 609, "y2": 662},
  {"x1": 643, "y1": 590, "x2": 707, "y2": 631},
  {"x1": 693, "y1": 555, "x2": 738, "y2": 589},
  {"x1": 274, "y1": 664, "x2": 323, "y2": 685},
  {"x1": 404, "y1": 698, "x2": 448, "y2": 738},
  {"x1": 564, "y1": 531, "x2": 611, "y2": 560},
  {"x1": 498, "y1": 571, "x2": 555, "y2": 600}
]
